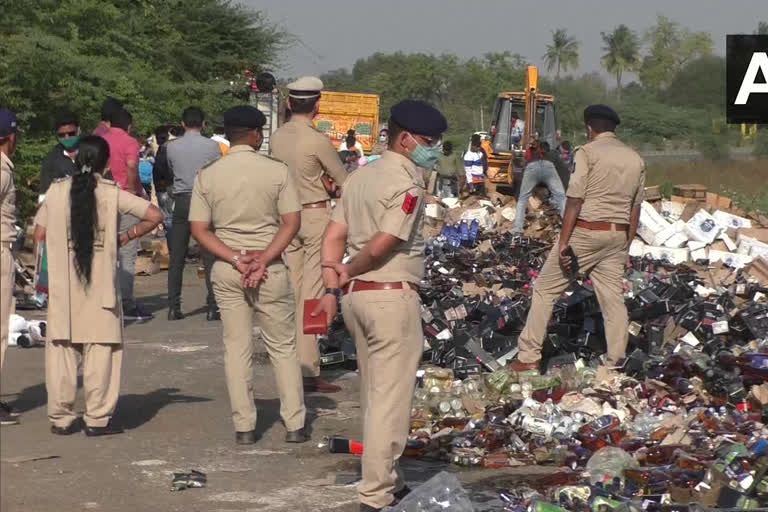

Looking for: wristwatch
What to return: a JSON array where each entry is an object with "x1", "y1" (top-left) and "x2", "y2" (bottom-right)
[
  {"x1": 325, "y1": 288, "x2": 343, "y2": 298},
  {"x1": 232, "y1": 254, "x2": 241, "y2": 269}
]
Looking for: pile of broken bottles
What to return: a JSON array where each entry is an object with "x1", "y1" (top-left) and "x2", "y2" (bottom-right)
[{"x1": 406, "y1": 227, "x2": 768, "y2": 510}]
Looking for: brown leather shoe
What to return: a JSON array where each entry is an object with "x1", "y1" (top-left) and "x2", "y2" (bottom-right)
[
  {"x1": 303, "y1": 377, "x2": 342, "y2": 393},
  {"x1": 508, "y1": 359, "x2": 541, "y2": 372}
]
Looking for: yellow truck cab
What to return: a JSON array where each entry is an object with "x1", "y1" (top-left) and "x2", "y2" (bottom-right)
[{"x1": 314, "y1": 92, "x2": 380, "y2": 154}]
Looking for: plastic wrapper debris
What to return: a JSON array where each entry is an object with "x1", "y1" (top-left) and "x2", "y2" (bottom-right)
[
  {"x1": 661, "y1": 200, "x2": 685, "y2": 222},
  {"x1": 460, "y1": 207, "x2": 495, "y2": 231},
  {"x1": 639, "y1": 202, "x2": 672, "y2": 245},
  {"x1": 170, "y1": 470, "x2": 206, "y2": 491},
  {"x1": 7, "y1": 314, "x2": 46, "y2": 348},
  {"x1": 708, "y1": 249, "x2": 753, "y2": 269},
  {"x1": 585, "y1": 447, "x2": 639, "y2": 485},
  {"x1": 388, "y1": 471, "x2": 474, "y2": 511},
  {"x1": 642, "y1": 246, "x2": 690, "y2": 265}
]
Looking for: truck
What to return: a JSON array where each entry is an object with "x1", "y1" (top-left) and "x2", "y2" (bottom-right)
[
  {"x1": 247, "y1": 72, "x2": 282, "y2": 156},
  {"x1": 487, "y1": 66, "x2": 558, "y2": 188},
  {"x1": 313, "y1": 92, "x2": 380, "y2": 154}
]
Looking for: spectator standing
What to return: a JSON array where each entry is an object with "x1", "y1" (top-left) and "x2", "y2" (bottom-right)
[
  {"x1": 339, "y1": 129, "x2": 364, "y2": 157},
  {"x1": 102, "y1": 108, "x2": 151, "y2": 322},
  {"x1": 92, "y1": 97, "x2": 123, "y2": 138},
  {"x1": 370, "y1": 128, "x2": 389, "y2": 155},
  {"x1": 165, "y1": 107, "x2": 222, "y2": 321},
  {"x1": 40, "y1": 112, "x2": 79, "y2": 198},
  {"x1": 0, "y1": 108, "x2": 19, "y2": 425},
  {"x1": 463, "y1": 134, "x2": 486, "y2": 196},
  {"x1": 510, "y1": 110, "x2": 525, "y2": 147},
  {"x1": 211, "y1": 127, "x2": 230, "y2": 156}
]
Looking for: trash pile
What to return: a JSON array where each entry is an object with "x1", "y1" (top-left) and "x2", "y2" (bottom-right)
[{"x1": 398, "y1": 183, "x2": 768, "y2": 510}]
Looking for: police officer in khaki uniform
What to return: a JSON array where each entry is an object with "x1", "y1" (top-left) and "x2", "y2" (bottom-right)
[
  {"x1": 34, "y1": 136, "x2": 162, "y2": 436},
  {"x1": 0, "y1": 109, "x2": 19, "y2": 425},
  {"x1": 271, "y1": 76, "x2": 348, "y2": 394},
  {"x1": 316, "y1": 100, "x2": 447, "y2": 512},
  {"x1": 189, "y1": 106, "x2": 307, "y2": 445},
  {"x1": 511, "y1": 105, "x2": 645, "y2": 371}
]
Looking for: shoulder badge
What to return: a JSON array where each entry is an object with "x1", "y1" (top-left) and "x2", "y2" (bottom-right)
[{"x1": 402, "y1": 191, "x2": 418, "y2": 215}]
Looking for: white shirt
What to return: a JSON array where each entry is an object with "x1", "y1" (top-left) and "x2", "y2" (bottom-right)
[
  {"x1": 339, "y1": 140, "x2": 364, "y2": 157},
  {"x1": 511, "y1": 119, "x2": 525, "y2": 138}
]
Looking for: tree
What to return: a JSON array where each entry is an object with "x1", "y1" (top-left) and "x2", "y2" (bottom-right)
[
  {"x1": 543, "y1": 28, "x2": 580, "y2": 82},
  {"x1": 0, "y1": 0, "x2": 288, "y2": 220},
  {"x1": 666, "y1": 55, "x2": 725, "y2": 112},
  {"x1": 639, "y1": 15, "x2": 713, "y2": 92},
  {"x1": 601, "y1": 25, "x2": 640, "y2": 101},
  {"x1": 756, "y1": 21, "x2": 768, "y2": 35}
]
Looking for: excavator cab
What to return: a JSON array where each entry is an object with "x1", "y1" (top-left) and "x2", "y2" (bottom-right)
[{"x1": 486, "y1": 66, "x2": 557, "y2": 187}]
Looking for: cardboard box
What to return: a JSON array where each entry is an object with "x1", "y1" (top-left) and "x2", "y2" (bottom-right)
[
  {"x1": 661, "y1": 200, "x2": 685, "y2": 222},
  {"x1": 629, "y1": 239, "x2": 646, "y2": 258},
  {"x1": 713, "y1": 210, "x2": 752, "y2": 230},
  {"x1": 673, "y1": 184, "x2": 707, "y2": 199},
  {"x1": 135, "y1": 255, "x2": 160, "y2": 276},
  {"x1": 706, "y1": 192, "x2": 732, "y2": 210},
  {"x1": 644, "y1": 185, "x2": 662, "y2": 202},
  {"x1": 685, "y1": 210, "x2": 721, "y2": 244},
  {"x1": 708, "y1": 250, "x2": 753, "y2": 269},
  {"x1": 737, "y1": 228, "x2": 768, "y2": 244},
  {"x1": 638, "y1": 201, "x2": 672, "y2": 245},
  {"x1": 747, "y1": 257, "x2": 768, "y2": 286}
]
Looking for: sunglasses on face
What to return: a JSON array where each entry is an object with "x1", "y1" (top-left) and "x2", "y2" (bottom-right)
[{"x1": 57, "y1": 130, "x2": 78, "y2": 138}]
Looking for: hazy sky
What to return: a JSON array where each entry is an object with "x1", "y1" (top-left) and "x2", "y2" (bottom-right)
[{"x1": 246, "y1": 0, "x2": 766, "y2": 79}]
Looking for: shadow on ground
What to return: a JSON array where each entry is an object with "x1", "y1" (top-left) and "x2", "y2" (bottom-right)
[{"x1": 116, "y1": 387, "x2": 211, "y2": 430}]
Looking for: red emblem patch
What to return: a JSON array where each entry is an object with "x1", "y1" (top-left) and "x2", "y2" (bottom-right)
[{"x1": 402, "y1": 192, "x2": 418, "y2": 214}]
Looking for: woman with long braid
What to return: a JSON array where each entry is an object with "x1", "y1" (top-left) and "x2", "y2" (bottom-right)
[{"x1": 33, "y1": 136, "x2": 162, "y2": 436}]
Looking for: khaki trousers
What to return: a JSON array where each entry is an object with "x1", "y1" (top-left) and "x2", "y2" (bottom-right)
[
  {"x1": 284, "y1": 207, "x2": 329, "y2": 378},
  {"x1": 518, "y1": 226, "x2": 629, "y2": 365},
  {"x1": 46, "y1": 341, "x2": 123, "y2": 428},
  {"x1": 341, "y1": 287, "x2": 423, "y2": 509},
  {"x1": 0, "y1": 244, "x2": 14, "y2": 375},
  {"x1": 212, "y1": 261, "x2": 305, "y2": 433}
]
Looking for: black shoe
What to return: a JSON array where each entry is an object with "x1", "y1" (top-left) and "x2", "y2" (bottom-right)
[
  {"x1": 0, "y1": 409, "x2": 19, "y2": 425},
  {"x1": 51, "y1": 422, "x2": 79, "y2": 435},
  {"x1": 285, "y1": 427, "x2": 309, "y2": 443},
  {"x1": 84, "y1": 423, "x2": 124, "y2": 437},
  {"x1": 206, "y1": 307, "x2": 221, "y2": 321},
  {"x1": 167, "y1": 307, "x2": 185, "y2": 321},
  {"x1": 0, "y1": 400, "x2": 19, "y2": 417},
  {"x1": 235, "y1": 430, "x2": 257, "y2": 445},
  {"x1": 393, "y1": 486, "x2": 412, "y2": 503},
  {"x1": 125, "y1": 305, "x2": 153, "y2": 323},
  {"x1": 360, "y1": 505, "x2": 382, "y2": 512}
]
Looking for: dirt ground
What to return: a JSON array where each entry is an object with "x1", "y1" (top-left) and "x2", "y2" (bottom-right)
[{"x1": 0, "y1": 267, "x2": 551, "y2": 512}]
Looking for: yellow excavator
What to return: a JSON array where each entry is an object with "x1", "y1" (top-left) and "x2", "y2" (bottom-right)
[{"x1": 487, "y1": 66, "x2": 557, "y2": 188}]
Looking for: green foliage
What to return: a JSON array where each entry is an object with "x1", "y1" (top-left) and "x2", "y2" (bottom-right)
[
  {"x1": 600, "y1": 25, "x2": 641, "y2": 100},
  {"x1": 665, "y1": 56, "x2": 725, "y2": 113},
  {"x1": 639, "y1": 16, "x2": 713, "y2": 93},
  {"x1": 755, "y1": 21, "x2": 768, "y2": 35},
  {"x1": 543, "y1": 29, "x2": 580, "y2": 81},
  {"x1": 754, "y1": 129, "x2": 768, "y2": 158},
  {"x1": 695, "y1": 132, "x2": 730, "y2": 161},
  {"x1": 0, "y1": 0, "x2": 287, "y2": 221}
]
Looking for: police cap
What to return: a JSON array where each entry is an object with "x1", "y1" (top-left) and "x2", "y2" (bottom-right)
[
  {"x1": 0, "y1": 108, "x2": 18, "y2": 138},
  {"x1": 223, "y1": 105, "x2": 266, "y2": 130},
  {"x1": 390, "y1": 100, "x2": 448, "y2": 137},
  {"x1": 287, "y1": 76, "x2": 323, "y2": 99},
  {"x1": 583, "y1": 104, "x2": 620, "y2": 125}
]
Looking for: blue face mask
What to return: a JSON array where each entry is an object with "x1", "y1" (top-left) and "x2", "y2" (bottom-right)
[{"x1": 407, "y1": 136, "x2": 442, "y2": 169}]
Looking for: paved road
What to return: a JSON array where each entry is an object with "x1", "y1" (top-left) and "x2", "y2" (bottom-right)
[{"x1": 0, "y1": 267, "x2": 551, "y2": 511}]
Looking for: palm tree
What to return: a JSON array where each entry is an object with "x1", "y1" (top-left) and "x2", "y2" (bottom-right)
[
  {"x1": 601, "y1": 25, "x2": 640, "y2": 101},
  {"x1": 543, "y1": 28, "x2": 580, "y2": 81},
  {"x1": 756, "y1": 21, "x2": 768, "y2": 35}
]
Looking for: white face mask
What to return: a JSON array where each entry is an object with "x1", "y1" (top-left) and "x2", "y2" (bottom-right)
[{"x1": 379, "y1": 135, "x2": 387, "y2": 142}]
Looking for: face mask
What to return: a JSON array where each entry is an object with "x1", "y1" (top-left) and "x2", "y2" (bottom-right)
[
  {"x1": 408, "y1": 136, "x2": 443, "y2": 169},
  {"x1": 379, "y1": 135, "x2": 387, "y2": 143},
  {"x1": 59, "y1": 135, "x2": 80, "y2": 150}
]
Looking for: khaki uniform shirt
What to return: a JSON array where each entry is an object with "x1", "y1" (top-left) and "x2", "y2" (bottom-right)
[
  {"x1": 188, "y1": 145, "x2": 300, "y2": 252},
  {"x1": 331, "y1": 151, "x2": 425, "y2": 283},
  {"x1": 567, "y1": 132, "x2": 645, "y2": 224},
  {"x1": 271, "y1": 118, "x2": 348, "y2": 205},
  {"x1": 0, "y1": 153, "x2": 16, "y2": 243},
  {"x1": 35, "y1": 177, "x2": 150, "y2": 342}
]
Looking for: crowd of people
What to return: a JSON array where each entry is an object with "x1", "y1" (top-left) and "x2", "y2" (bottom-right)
[{"x1": 0, "y1": 75, "x2": 645, "y2": 509}]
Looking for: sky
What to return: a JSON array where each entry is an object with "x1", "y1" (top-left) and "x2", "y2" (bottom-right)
[{"x1": 246, "y1": 0, "x2": 766, "y2": 79}]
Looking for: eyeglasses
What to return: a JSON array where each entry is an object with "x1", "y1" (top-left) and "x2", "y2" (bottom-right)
[
  {"x1": 57, "y1": 130, "x2": 78, "y2": 138},
  {"x1": 410, "y1": 133, "x2": 442, "y2": 148}
]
